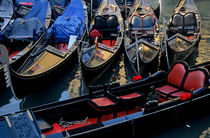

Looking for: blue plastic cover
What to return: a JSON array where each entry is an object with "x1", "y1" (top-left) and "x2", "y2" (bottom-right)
[
  {"x1": 47, "y1": 0, "x2": 86, "y2": 42},
  {"x1": 23, "y1": 0, "x2": 48, "y2": 26},
  {"x1": 3, "y1": 0, "x2": 48, "y2": 40}
]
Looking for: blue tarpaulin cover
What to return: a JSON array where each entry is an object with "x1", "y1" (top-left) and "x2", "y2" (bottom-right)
[
  {"x1": 47, "y1": 0, "x2": 86, "y2": 42},
  {"x1": 3, "y1": 0, "x2": 48, "y2": 40}
]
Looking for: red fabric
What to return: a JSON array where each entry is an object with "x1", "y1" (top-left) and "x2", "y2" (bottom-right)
[
  {"x1": 155, "y1": 85, "x2": 179, "y2": 94},
  {"x1": 102, "y1": 40, "x2": 116, "y2": 48},
  {"x1": 7, "y1": 47, "x2": 11, "y2": 54},
  {"x1": 119, "y1": 93, "x2": 141, "y2": 100},
  {"x1": 132, "y1": 75, "x2": 142, "y2": 82},
  {"x1": 57, "y1": 43, "x2": 68, "y2": 52},
  {"x1": 91, "y1": 97, "x2": 115, "y2": 107},
  {"x1": 21, "y1": 2, "x2": 33, "y2": 5},
  {"x1": 90, "y1": 29, "x2": 102, "y2": 39},
  {"x1": 183, "y1": 70, "x2": 206, "y2": 91},
  {"x1": 117, "y1": 110, "x2": 127, "y2": 118},
  {"x1": 180, "y1": 93, "x2": 191, "y2": 101},
  {"x1": 101, "y1": 113, "x2": 114, "y2": 122},
  {"x1": 44, "y1": 123, "x2": 63, "y2": 135},
  {"x1": 171, "y1": 91, "x2": 186, "y2": 97},
  {"x1": 167, "y1": 63, "x2": 187, "y2": 88},
  {"x1": 44, "y1": 118, "x2": 98, "y2": 135},
  {"x1": 158, "y1": 97, "x2": 167, "y2": 102},
  {"x1": 9, "y1": 51, "x2": 20, "y2": 58},
  {"x1": 188, "y1": 36, "x2": 194, "y2": 39},
  {"x1": 128, "y1": 106, "x2": 139, "y2": 114}
]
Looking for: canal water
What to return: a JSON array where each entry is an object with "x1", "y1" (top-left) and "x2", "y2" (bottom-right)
[{"x1": 0, "y1": 0, "x2": 210, "y2": 137}]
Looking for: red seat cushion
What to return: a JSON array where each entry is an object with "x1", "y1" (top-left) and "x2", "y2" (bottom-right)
[
  {"x1": 102, "y1": 40, "x2": 116, "y2": 48},
  {"x1": 156, "y1": 85, "x2": 187, "y2": 98},
  {"x1": 91, "y1": 97, "x2": 115, "y2": 107},
  {"x1": 88, "y1": 96, "x2": 117, "y2": 112},
  {"x1": 183, "y1": 70, "x2": 207, "y2": 92},
  {"x1": 167, "y1": 63, "x2": 188, "y2": 88},
  {"x1": 119, "y1": 93, "x2": 142, "y2": 100},
  {"x1": 170, "y1": 91, "x2": 187, "y2": 97},
  {"x1": 155, "y1": 84, "x2": 179, "y2": 94}
]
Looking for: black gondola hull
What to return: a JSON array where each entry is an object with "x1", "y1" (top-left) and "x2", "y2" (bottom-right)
[{"x1": 167, "y1": 35, "x2": 201, "y2": 67}]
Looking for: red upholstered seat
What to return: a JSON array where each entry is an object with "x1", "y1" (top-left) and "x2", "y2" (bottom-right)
[
  {"x1": 155, "y1": 62, "x2": 189, "y2": 97},
  {"x1": 170, "y1": 91, "x2": 186, "y2": 97},
  {"x1": 167, "y1": 62, "x2": 188, "y2": 88},
  {"x1": 117, "y1": 92, "x2": 144, "y2": 104},
  {"x1": 183, "y1": 70, "x2": 207, "y2": 92},
  {"x1": 155, "y1": 85, "x2": 179, "y2": 94},
  {"x1": 88, "y1": 96, "x2": 118, "y2": 112},
  {"x1": 119, "y1": 93, "x2": 142, "y2": 100},
  {"x1": 102, "y1": 40, "x2": 116, "y2": 48},
  {"x1": 88, "y1": 90, "x2": 144, "y2": 122},
  {"x1": 88, "y1": 94, "x2": 119, "y2": 122},
  {"x1": 91, "y1": 97, "x2": 115, "y2": 107},
  {"x1": 155, "y1": 61, "x2": 209, "y2": 99}
]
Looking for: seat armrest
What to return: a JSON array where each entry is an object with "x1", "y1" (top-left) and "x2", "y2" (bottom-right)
[
  {"x1": 150, "y1": 70, "x2": 167, "y2": 80},
  {"x1": 192, "y1": 87, "x2": 208, "y2": 95}
]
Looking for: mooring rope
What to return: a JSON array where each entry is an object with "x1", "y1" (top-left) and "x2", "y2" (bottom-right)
[{"x1": 58, "y1": 117, "x2": 91, "y2": 129}]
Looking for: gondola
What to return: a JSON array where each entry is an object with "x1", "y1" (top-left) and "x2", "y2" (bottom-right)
[
  {"x1": 165, "y1": 0, "x2": 201, "y2": 67},
  {"x1": 124, "y1": 0, "x2": 161, "y2": 75},
  {"x1": 80, "y1": 0, "x2": 124, "y2": 83},
  {"x1": 0, "y1": 0, "x2": 13, "y2": 33},
  {"x1": 10, "y1": 0, "x2": 87, "y2": 90},
  {"x1": 0, "y1": 60, "x2": 209, "y2": 137},
  {"x1": 0, "y1": 0, "x2": 52, "y2": 80}
]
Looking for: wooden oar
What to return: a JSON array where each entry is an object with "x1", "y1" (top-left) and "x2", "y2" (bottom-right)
[
  {"x1": 174, "y1": 0, "x2": 186, "y2": 14},
  {"x1": 158, "y1": 91, "x2": 195, "y2": 107},
  {"x1": 129, "y1": 0, "x2": 142, "y2": 21},
  {"x1": 91, "y1": 0, "x2": 109, "y2": 27},
  {"x1": 0, "y1": 44, "x2": 19, "y2": 100}
]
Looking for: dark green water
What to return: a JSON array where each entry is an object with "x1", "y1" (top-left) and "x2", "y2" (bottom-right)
[{"x1": 0, "y1": 0, "x2": 210, "y2": 137}]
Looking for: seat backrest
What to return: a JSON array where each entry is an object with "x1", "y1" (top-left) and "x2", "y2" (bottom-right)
[
  {"x1": 184, "y1": 13, "x2": 196, "y2": 26},
  {"x1": 131, "y1": 15, "x2": 142, "y2": 28},
  {"x1": 172, "y1": 13, "x2": 183, "y2": 27},
  {"x1": 167, "y1": 62, "x2": 189, "y2": 88},
  {"x1": 94, "y1": 15, "x2": 106, "y2": 30},
  {"x1": 106, "y1": 15, "x2": 119, "y2": 29},
  {"x1": 142, "y1": 14, "x2": 154, "y2": 28},
  {"x1": 94, "y1": 15, "x2": 119, "y2": 32},
  {"x1": 183, "y1": 68, "x2": 209, "y2": 91}
]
